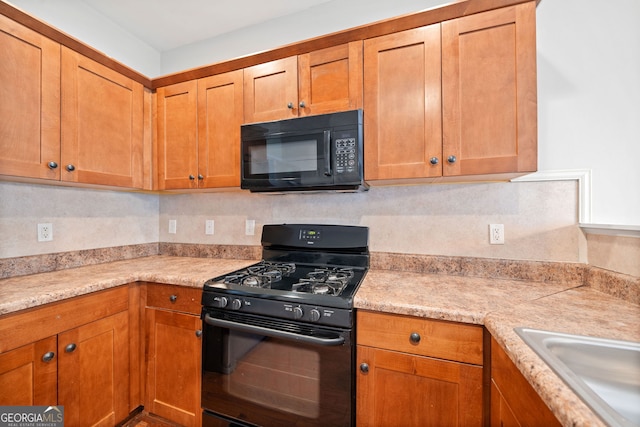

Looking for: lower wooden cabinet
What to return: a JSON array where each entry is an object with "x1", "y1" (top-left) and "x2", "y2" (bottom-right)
[
  {"x1": 0, "y1": 336, "x2": 57, "y2": 405},
  {"x1": 490, "y1": 336, "x2": 561, "y2": 427},
  {"x1": 0, "y1": 287, "x2": 132, "y2": 427},
  {"x1": 144, "y1": 284, "x2": 203, "y2": 427},
  {"x1": 356, "y1": 310, "x2": 484, "y2": 426}
]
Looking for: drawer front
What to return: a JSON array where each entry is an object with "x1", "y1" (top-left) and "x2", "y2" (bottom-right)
[
  {"x1": 357, "y1": 310, "x2": 483, "y2": 365},
  {"x1": 146, "y1": 284, "x2": 202, "y2": 315},
  {"x1": 0, "y1": 286, "x2": 129, "y2": 354}
]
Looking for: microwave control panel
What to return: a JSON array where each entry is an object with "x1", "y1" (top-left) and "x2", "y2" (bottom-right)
[{"x1": 335, "y1": 136, "x2": 358, "y2": 175}]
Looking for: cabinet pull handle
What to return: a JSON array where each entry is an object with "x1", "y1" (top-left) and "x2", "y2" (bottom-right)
[
  {"x1": 48, "y1": 161, "x2": 58, "y2": 169},
  {"x1": 287, "y1": 102, "x2": 294, "y2": 109},
  {"x1": 195, "y1": 329, "x2": 202, "y2": 338},
  {"x1": 169, "y1": 294, "x2": 178, "y2": 303},
  {"x1": 65, "y1": 343, "x2": 77, "y2": 353},
  {"x1": 359, "y1": 363, "x2": 369, "y2": 373},
  {"x1": 42, "y1": 351, "x2": 55, "y2": 362},
  {"x1": 409, "y1": 332, "x2": 421, "y2": 344},
  {"x1": 66, "y1": 164, "x2": 75, "y2": 172},
  {"x1": 188, "y1": 174, "x2": 195, "y2": 180},
  {"x1": 299, "y1": 101, "x2": 306, "y2": 108},
  {"x1": 447, "y1": 155, "x2": 457, "y2": 164},
  {"x1": 429, "y1": 157, "x2": 439, "y2": 165},
  {"x1": 198, "y1": 174, "x2": 204, "y2": 180}
]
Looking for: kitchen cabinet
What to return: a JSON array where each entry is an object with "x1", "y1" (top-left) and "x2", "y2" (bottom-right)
[
  {"x1": 490, "y1": 336, "x2": 561, "y2": 427},
  {"x1": 363, "y1": 24, "x2": 443, "y2": 180},
  {"x1": 243, "y1": 41, "x2": 363, "y2": 123},
  {"x1": 0, "y1": 287, "x2": 132, "y2": 426},
  {"x1": 356, "y1": 310, "x2": 484, "y2": 426},
  {"x1": 0, "y1": 13, "x2": 60, "y2": 180},
  {"x1": 0, "y1": 12, "x2": 146, "y2": 189},
  {"x1": 441, "y1": 2, "x2": 537, "y2": 177},
  {"x1": 156, "y1": 70, "x2": 243, "y2": 190},
  {"x1": 61, "y1": 47, "x2": 145, "y2": 188},
  {"x1": 144, "y1": 284, "x2": 202, "y2": 427},
  {"x1": 364, "y1": 2, "x2": 537, "y2": 182}
]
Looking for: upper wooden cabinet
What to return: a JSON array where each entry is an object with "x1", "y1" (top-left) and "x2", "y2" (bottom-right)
[
  {"x1": 243, "y1": 41, "x2": 363, "y2": 123},
  {"x1": 363, "y1": 24, "x2": 443, "y2": 180},
  {"x1": 156, "y1": 69, "x2": 243, "y2": 190},
  {"x1": 442, "y1": 2, "x2": 537, "y2": 177},
  {"x1": 0, "y1": 13, "x2": 61, "y2": 180},
  {"x1": 364, "y1": 1, "x2": 537, "y2": 182},
  {"x1": 61, "y1": 47, "x2": 145, "y2": 188}
]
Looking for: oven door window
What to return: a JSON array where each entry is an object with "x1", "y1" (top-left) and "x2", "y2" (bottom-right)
[
  {"x1": 242, "y1": 132, "x2": 331, "y2": 185},
  {"x1": 202, "y1": 311, "x2": 353, "y2": 427}
]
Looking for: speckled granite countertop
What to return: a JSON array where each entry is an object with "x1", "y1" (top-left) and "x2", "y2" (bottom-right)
[{"x1": 1, "y1": 255, "x2": 638, "y2": 427}]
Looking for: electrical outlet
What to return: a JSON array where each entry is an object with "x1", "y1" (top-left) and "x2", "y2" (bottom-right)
[
  {"x1": 37, "y1": 223, "x2": 53, "y2": 242},
  {"x1": 205, "y1": 219, "x2": 215, "y2": 235},
  {"x1": 489, "y1": 224, "x2": 504, "y2": 245},
  {"x1": 168, "y1": 219, "x2": 177, "y2": 234},
  {"x1": 245, "y1": 219, "x2": 255, "y2": 236}
]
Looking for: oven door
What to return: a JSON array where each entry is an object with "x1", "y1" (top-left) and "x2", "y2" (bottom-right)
[{"x1": 201, "y1": 308, "x2": 354, "y2": 427}]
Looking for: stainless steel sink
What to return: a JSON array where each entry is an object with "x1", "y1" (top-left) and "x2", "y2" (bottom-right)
[{"x1": 515, "y1": 327, "x2": 640, "y2": 427}]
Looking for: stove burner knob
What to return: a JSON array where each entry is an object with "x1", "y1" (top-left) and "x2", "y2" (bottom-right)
[
  {"x1": 293, "y1": 306, "x2": 304, "y2": 319},
  {"x1": 309, "y1": 309, "x2": 321, "y2": 322},
  {"x1": 215, "y1": 296, "x2": 228, "y2": 308},
  {"x1": 231, "y1": 299, "x2": 242, "y2": 310}
]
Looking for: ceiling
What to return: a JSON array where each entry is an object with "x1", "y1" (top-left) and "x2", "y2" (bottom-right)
[{"x1": 14, "y1": 0, "x2": 334, "y2": 52}]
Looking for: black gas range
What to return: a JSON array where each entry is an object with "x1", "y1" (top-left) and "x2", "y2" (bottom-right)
[
  {"x1": 202, "y1": 224, "x2": 369, "y2": 328},
  {"x1": 201, "y1": 224, "x2": 368, "y2": 427}
]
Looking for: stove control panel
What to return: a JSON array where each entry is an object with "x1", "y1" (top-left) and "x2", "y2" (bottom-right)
[{"x1": 203, "y1": 291, "x2": 352, "y2": 328}]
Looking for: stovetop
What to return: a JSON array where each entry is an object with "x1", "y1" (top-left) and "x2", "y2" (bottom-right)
[{"x1": 203, "y1": 259, "x2": 367, "y2": 309}]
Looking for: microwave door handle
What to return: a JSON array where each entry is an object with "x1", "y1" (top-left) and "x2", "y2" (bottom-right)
[{"x1": 323, "y1": 130, "x2": 332, "y2": 176}]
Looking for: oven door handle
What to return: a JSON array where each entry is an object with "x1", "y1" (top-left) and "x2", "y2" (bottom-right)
[{"x1": 204, "y1": 314, "x2": 345, "y2": 346}]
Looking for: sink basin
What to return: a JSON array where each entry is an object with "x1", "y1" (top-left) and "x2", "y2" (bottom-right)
[{"x1": 514, "y1": 327, "x2": 640, "y2": 427}]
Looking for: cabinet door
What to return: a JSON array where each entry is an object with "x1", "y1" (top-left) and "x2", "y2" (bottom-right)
[
  {"x1": 490, "y1": 337, "x2": 561, "y2": 427},
  {"x1": 0, "y1": 336, "x2": 57, "y2": 406},
  {"x1": 156, "y1": 80, "x2": 199, "y2": 190},
  {"x1": 58, "y1": 310, "x2": 129, "y2": 427},
  {"x1": 61, "y1": 47, "x2": 144, "y2": 188},
  {"x1": 243, "y1": 56, "x2": 298, "y2": 123},
  {"x1": 357, "y1": 345, "x2": 483, "y2": 427},
  {"x1": 298, "y1": 41, "x2": 363, "y2": 116},
  {"x1": 442, "y1": 2, "x2": 537, "y2": 176},
  {"x1": 145, "y1": 308, "x2": 202, "y2": 427},
  {"x1": 364, "y1": 24, "x2": 442, "y2": 181},
  {"x1": 0, "y1": 14, "x2": 60, "y2": 180},
  {"x1": 197, "y1": 70, "x2": 243, "y2": 188}
]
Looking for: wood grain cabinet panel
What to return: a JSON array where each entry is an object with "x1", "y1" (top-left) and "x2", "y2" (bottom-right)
[
  {"x1": 441, "y1": 2, "x2": 537, "y2": 177},
  {"x1": 356, "y1": 310, "x2": 484, "y2": 426},
  {"x1": 145, "y1": 285, "x2": 202, "y2": 427},
  {"x1": 58, "y1": 310, "x2": 130, "y2": 427},
  {"x1": 0, "y1": 13, "x2": 60, "y2": 180},
  {"x1": 156, "y1": 70, "x2": 243, "y2": 190},
  {"x1": 490, "y1": 336, "x2": 561, "y2": 427},
  {"x1": 0, "y1": 336, "x2": 57, "y2": 406},
  {"x1": 363, "y1": 24, "x2": 443, "y2": 180},
  {"x1": 61, "y1": 47, "x2": 145, "y2": 188},
  {"x1": 244, "y1": 42, "x2": 363, "y2": 123}
]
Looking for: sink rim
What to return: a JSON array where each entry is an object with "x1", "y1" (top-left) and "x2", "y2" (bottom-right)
[{"x1": 514, "y1": 327, "x2": 640, "y2": 427}]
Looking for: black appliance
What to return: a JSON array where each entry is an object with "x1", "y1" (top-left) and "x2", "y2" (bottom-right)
[
  {"x1": 201, "y1": 224, "x2": 369, "y2": 427},
  {"x1": 240, "y1": 110, "x2": 367, "y2": 192}
]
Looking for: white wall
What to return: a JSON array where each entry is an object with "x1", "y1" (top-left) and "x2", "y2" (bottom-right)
[{"x1": 6, "y1": 0, "x2": 640, "y2": 228}]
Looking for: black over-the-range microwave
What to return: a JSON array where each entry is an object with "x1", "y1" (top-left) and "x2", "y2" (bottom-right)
[{"x1": 240, "y1": 109, "x2": 368, "y2": 192}]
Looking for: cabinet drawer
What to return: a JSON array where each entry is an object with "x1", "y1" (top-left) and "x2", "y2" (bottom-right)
[
  {"x1": 0, "y1": 286, "x2": 129, "y2": 354},
  {"x1": 146, "y1": 284, "x2": 202, "y2": 315},
  {"x1": 357, "y1": 310, "x2": 483, "y2": 365}
]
